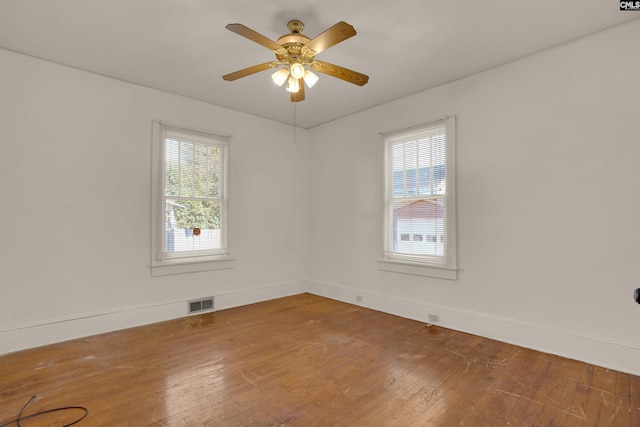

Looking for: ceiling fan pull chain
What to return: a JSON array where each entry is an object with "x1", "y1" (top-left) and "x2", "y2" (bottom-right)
[{"x1": 293, "y1": 102, "x2": 297, "y2": 144}]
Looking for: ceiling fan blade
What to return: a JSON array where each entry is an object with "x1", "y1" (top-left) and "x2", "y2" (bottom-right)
[
  {"x1": 290, "y1": 79, "x2": 305, "y2": 102},
  {"x1": 305, "y1": 21, "x2": 356, "y2": 55},
  {"x1": 222, "y1": 62, "x2": 277, "y2": 81},
  {"x1": 311, "y1": 61, "x2": 369, "y2": 86},
  {"x1": 225, "y1": 23, "x2": 287, "y2": 55}
]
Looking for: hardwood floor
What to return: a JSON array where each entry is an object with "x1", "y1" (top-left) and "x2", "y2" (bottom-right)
[{"x1": 1, "y1": 293, "x2": 638, "y2": 426}]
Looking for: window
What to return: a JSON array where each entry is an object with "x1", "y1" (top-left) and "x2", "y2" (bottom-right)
[
  {"x1": 151, "y1": 122, "x2": 233, "y2": 276},
  {"x1": 380, "y1": 116, "x2": 457, "y2": 279}
]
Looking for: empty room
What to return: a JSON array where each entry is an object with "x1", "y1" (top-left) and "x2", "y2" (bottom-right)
[{"x1": 1, "y1": 1, "x2": 639, "y2": 425}]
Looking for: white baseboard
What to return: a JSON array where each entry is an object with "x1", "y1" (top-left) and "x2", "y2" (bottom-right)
[
  {"x1": 0, "y1": 280, "x2": 308, "y2": 355},
  {"x1": 214, "y1": 280, "x2": 309, "y2": 311},
  {"x1": 3, "y1": 278, "x2": 638, "y2": 377},
  {"x1": 307, "y1": 280, "x2": 640, "y2": 376}
]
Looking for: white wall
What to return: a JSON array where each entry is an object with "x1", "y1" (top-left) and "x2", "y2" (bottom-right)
[
  {"x1": 0, "y1": 49, "x2": 309, "y2": 353},
  {"x1": 308, "y1": 21, "x2": 640, "y2": 375}
]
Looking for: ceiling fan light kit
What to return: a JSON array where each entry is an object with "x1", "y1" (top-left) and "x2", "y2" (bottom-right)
[{"x1": 222, "y1": 19, "x2": 369, "y2": 102}]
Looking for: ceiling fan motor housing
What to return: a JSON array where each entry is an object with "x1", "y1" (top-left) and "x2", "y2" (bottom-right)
[{"x1": 276, "y1": 20, "x2": 313, "y2": 64}]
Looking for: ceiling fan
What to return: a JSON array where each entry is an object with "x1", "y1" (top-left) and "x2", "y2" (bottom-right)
[{"x1": 222, "y1": 19, "x2": 369, "y2": 102}]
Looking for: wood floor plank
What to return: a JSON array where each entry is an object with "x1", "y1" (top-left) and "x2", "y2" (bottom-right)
[
  {"x1": 615, "y1": 371, "x2": 632, "y2": 427},
  {"x1": 1, "y1": 293, "x2": 638, "y2": 426}
]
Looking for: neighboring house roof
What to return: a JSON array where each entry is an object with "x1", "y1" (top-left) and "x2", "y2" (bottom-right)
[{"x1": 394, "y1": 200, "x2": 444, "y2": 219}]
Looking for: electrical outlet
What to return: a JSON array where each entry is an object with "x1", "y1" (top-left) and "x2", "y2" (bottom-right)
[{"x1": 428, "y1": 314, "x2": 439, "y2": 323}]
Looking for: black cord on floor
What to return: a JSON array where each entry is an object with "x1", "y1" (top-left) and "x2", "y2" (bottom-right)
[
  {"x1": 0, "y1": 395, "x2": 88, "y2": 427},
  {"x1": 15, "y1": 395, "x2": 34, "y2": 427}
]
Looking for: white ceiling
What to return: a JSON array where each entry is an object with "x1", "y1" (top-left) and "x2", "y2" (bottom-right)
[{"x1": 1, "y1": 0, "x2": 637, "y2": 129}]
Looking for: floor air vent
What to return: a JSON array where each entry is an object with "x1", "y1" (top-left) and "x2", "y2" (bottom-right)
[{"x1": 189, "y1": 297, "x2": 215, "y2": 314}]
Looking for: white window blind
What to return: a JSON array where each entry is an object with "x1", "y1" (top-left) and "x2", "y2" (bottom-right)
[
  {"x1": 158, "y1": 123, "x2": 229, "y2": 261},
  {"x1": 382, "y1": 116, "x2": 457, "y2": 272}
]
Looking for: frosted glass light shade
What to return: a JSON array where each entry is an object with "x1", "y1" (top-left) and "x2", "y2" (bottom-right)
[
  {"x1": 272, "y1": 68, "x2": 289, "y2": 86},
  {"x1": 286, "y1": 76, "x2": 300, "y2": 93},
  {"x1": 303, "y1": 70, "x2": 319, "y2": 88},
  {"x1": 290, "y1": 63, "x2": 305, "y2": 79}
]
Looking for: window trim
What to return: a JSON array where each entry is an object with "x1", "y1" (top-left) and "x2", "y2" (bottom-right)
[
  {"x1": 151, "y1": 121, "x2": 234, "y2": 276},
  {"x1": 379, "y1": 116, "x2": 457, "y2": 280}
]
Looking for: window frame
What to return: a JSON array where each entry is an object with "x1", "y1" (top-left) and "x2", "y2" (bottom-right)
[
  {"x1": 151, "y1": 121, "x2": 234, "y2": 276},
  {"x1": 378, "y1": 116, "x2": 457, "y2": 280}
]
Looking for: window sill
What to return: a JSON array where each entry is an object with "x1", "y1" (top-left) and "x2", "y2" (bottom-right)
[
  {"x1": 377, "y1": 258, "x2": 457, "y2": 280},
  {"x1": 151, "y1": 256, "x2": 236, "y2": 277}
]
